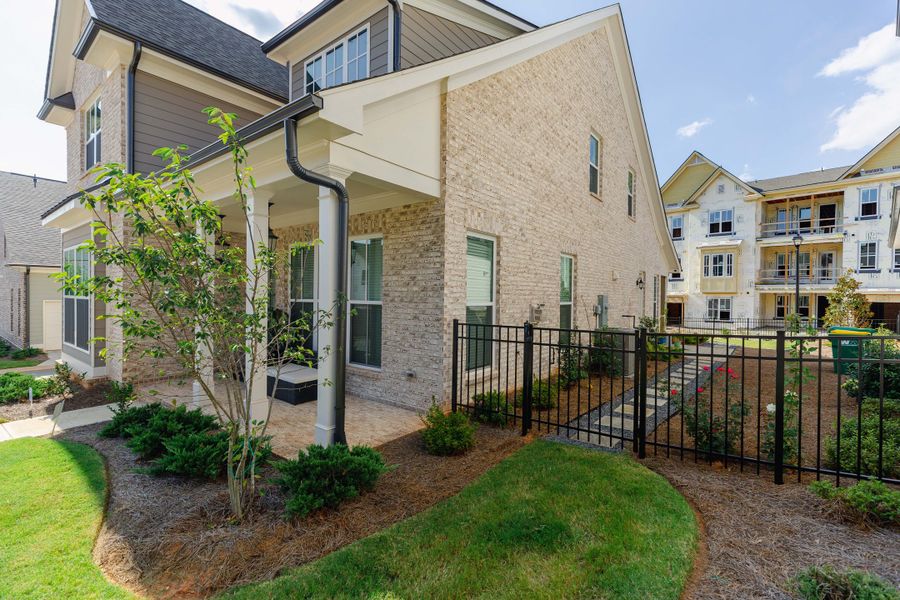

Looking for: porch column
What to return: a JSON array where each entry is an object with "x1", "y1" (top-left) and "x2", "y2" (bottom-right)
[
  {"x1": 315, "y1": 167, "x2": 351, "y2": 446},
  {"x1": 246, "y1": 189, "x2": 273, "y2": 421},
  {"x1": 193, "y1": 223, "x2": 215, "y2": 408}
]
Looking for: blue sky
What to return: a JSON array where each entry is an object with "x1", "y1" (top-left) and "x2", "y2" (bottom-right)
[{"x1": 4, "y1": 0, "x2": 899, "y2": 183}]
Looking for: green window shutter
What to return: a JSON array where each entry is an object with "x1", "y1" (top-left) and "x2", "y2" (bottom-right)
[{"x1": 466, "y1": 236, "x2": 494, "y2": 304}]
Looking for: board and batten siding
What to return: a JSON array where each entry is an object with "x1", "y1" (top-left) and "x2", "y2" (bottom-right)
[
  {"x1": 132, "y1": 72, "x2": 263, "y2": 174},
  {"x1": 290, "y1": 7, "x2": 390, "y2": 100},
  {"x1": 400, "y1": 5, "x2": 499, "y2": 69}
]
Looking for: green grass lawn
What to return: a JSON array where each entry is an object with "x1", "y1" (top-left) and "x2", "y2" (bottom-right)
[
  {"x1": 0, "y1": 358, "x2": 44, "y2": 370},
  {"x1": 224, "y1": 441, "x2": 698, "y2": 600},
  {"x1": 0, "y1": 438, "x2": 133, "y2": 599}
]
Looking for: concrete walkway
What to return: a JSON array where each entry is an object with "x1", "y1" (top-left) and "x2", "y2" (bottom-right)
[{"x1": 0, "y1": 403, "x2": 117, "y2": 442}]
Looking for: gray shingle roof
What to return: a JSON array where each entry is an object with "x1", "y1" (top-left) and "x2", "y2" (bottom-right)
[
  {"x1": 747, "y1": 166, "x2": 849, "y2": 193},
  {"x1": 88, "y1": 0, "x2": 288, "y2": 100},
  {"x1": 0, "y1": 172, "x2": 66, "y2": 267}
]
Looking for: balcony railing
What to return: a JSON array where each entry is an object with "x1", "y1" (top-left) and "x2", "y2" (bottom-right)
[
  {"x1": 756, "y1": 267, "x2": 839, "y2": 285},
  {"x1": 759, "y1": 217, "x2": 844, "y2": 239}
]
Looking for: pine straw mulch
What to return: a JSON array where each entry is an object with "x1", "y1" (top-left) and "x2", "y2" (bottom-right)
[
  {"x1": 643, "y1": 457, "x2": 900, "y2": 600},
  {"x1": 0, "y1": 379, "x2": 112, "y2": 422},
  {"x1": 61, "y1": 424, "x2": 527, "y2": 599}
]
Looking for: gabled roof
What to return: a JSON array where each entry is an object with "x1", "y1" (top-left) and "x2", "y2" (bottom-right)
[
  {"x1": 0, "y1": 172, "x2": 67, "y2": 268},
  {"x1": 661, "y1": 151, "x2": 755, "y2": 207},
  {"x1": 746, "y1": 166, "x2": 849, "y2": 193},
  {"x1": 840, "y1": 125, "x2": 900, "y2": 179},
  {"x1": 79, "y1": 0, "x2": 288, "y2": 101}
]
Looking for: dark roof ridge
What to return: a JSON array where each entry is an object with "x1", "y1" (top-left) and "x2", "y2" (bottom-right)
[{"x1": 0, "y1": 171, "x2": 66, "y2": 184}]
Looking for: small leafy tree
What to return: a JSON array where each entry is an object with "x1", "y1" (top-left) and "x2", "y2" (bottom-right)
[
  {"x1": 823, "y1": 271, "x2": 873, "y2": 329},
  {"x1": 68, "y1": 108, "x2": 331, "y2": 520}
]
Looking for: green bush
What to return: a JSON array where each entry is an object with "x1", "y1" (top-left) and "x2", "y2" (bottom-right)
[
  {"x1": 793, "y1": 566, "x2": 899, "y2": 600},
  {"x1": 472, "y1": 391, "x2": 509, "y2": 426},
  {"x1": 44, "y1": 362, "x2": 74, "y2": 397},
  {"x1": 825, "y1": 399, "x2": 900, "y2": 479},
  {"x1": 589, "y1": 329, "x2": 623, "y2": 376},
  {"x1": 10, "y1": 347, "x2": 41, "y2": 360},
  {"x1": 810, "y1": 480, "x2": 900, "y2": 527},
  {"x1": 515, "y1": 378, "x2": 558, "y2": 411},
  {"x1": 421, "y1": 403, "x2": 475, "y2": 456},
  {"x1": 98, "y1": 402, "x2": 166, "y2": 439},
  {"x1": 126, "y1": 404, "x2": 220, "y2": 460},
  {"x1": 559, "y1": 348, "x2": 588, "y2": 386},
  {"x1": 106, "y1": 381, "x2": 135, "y2": 406},
  {"x1": 0, "y1": 340, "x2": 10, "y2": 355},
  {"x1": 275, "y1": 444, "x2": 388, "y2": 518},
  {"x1": 845, "y1": 341, "x2": 900, "y2": 400},
  {"x1": 0, "y1": 373, "x2": 50, "y2": 405},
  {"x1": 148, "y1": 431, "x2": 272, "y2": 480}
]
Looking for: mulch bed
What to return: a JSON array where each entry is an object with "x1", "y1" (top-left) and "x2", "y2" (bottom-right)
[
  {"x1": 0, "y1": 380, "x2": 112, "y2": 423},
  {"x1": 645, "y1": 457, "x2": 900, "y2": 599},
  {"x1": 61, "y1": 424, "x2": 527, "y2": 599}
]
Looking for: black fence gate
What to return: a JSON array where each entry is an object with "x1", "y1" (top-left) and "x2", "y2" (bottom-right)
[{"x1": 451, "y1": 320, "x2": 899, "y2": 487}]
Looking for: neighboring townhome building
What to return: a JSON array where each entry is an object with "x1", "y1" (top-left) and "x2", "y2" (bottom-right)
[
  {"x1": 38, "y1": 0, "x2": 678, "y2": 443},
  {"x1": 0, "y1": 172, "x2": 66, "y2": 350},
  {"x1": 664, "y1": 126, "x2": 900, "y2": 330}
]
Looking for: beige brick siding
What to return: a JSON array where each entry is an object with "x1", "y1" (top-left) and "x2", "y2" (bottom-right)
[{"x1": 439, "y1": 28, "x2": 671, "y2": 401}]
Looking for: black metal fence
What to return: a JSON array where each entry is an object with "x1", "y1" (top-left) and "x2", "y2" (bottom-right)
[
  {"x1": 668, "y1": 317, "x2": 900, "y2": 334},
  {"x1": 451, "y1": 320, "x2": 900, "y2": 487}
]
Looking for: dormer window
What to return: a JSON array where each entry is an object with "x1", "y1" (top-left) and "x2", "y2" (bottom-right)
[
  {"x1": 305, "y1": 26, "x2": 370, "y2": 95},
  {"x1": 84, "y1": 98, "x2": 101, "y2": 170}
]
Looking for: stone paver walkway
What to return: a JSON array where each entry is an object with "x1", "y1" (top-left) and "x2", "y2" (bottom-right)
[{"x1": 562, "y1": 343, "x2": 736, "y2": 449}]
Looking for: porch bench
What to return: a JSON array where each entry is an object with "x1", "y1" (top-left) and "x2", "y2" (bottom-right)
[{"x1": 267, "y1": 364, "x2": 317, "y2": 405}]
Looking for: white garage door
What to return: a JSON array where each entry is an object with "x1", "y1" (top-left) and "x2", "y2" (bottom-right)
[{"x1": 42, "y1": 300, "x2": 62, "y2": 351}]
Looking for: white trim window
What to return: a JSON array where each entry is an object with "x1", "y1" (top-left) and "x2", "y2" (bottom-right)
[
  {"x1": 84, "y1": 98, "x2": 101, "y2": 170},
  {"x1": 670, "y1": 215, "x2": 684, "y2": 240},
  {"x1": 703, "y1": 252, "x2": 734, "y2": 278},
  {"x1": 893, "y1": 249, "x2": 900, "y2": 271},
  {"x1": 859, "y1": 188, "x2": 879, "y2": 219},
  {"x1": 63, "y1": 246, "x2": 92, "y2": 352},
  {"x1": 589, "y1": 135, "x2": 601, "y2": 196},
  {"x1": 560, "y1": 255, "x2": 574, "y2": 330},
  {"x1": 305, "y1": 26, "x2": 370, "y2": 95},
  {"x1": 706, "y1": 298, "x2": 732, "y2": 322},
  {"x1": 290, "y1": 245, "x2": 318, "y2": 350},
  {"x1": 349, "y1": 236, "x2": 383, "y2": 368},
  {"x1": 859, "y1": 241, "x2": 878, "y2": 271},
  {"x1": 466, "y1": 234, "x2": 495, "y2": 371},
  {"x1": 708, "y1": 209, "x2": 734, "y2": 235},
  {"x1": 626, "y1": 169, "x2": 636, "y2": 217},
  {"x1": 775, "y1": 295, "x2": 788, "y2": 320},
  {"x1": 669, "y1": 272, "x2": 684, "y2": 281}
]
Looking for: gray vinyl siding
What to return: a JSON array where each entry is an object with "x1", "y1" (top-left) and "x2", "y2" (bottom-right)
[
  {"x1": 133, "y1": 72, "x2": 263, "y2": 174},
  {"x1": 61, "y1": 225, "x2": 105, "y2": 368},
  {"x1": 400, "y1": 5, "x2": 499, "y2": 69},
  {"x1": 290, "y1": 7, "x2": 390, "y2": 100}
]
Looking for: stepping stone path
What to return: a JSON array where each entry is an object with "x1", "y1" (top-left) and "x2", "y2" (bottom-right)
[{"x1": 562, "y1": 343, "x2": 737, "y2": 450}]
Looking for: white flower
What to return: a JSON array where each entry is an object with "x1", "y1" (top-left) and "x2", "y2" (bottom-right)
[{"x1": 766, "y1": 404, "x2": 776, "y2": 414}]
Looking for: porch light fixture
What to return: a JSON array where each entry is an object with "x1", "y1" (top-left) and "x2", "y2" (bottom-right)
[{"x1": 636, "y1": 275, "x2": 645, "y2": 290}]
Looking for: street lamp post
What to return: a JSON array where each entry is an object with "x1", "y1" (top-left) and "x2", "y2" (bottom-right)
[{"x1": 793, "y1": 234, "x2": 803, "y2": 326}]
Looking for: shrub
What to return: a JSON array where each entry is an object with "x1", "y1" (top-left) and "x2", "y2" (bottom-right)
[
  {"x1": 0, "y1": 373, "x2": 50, "y2": 405},
  {"x1": 793, "y1": 566, "x2": 899, "y2": 600},
  {"x1": 810, "y1": 480, "x2": 900, "y2": 527},
  {"x1": 515, "y1": 378, "x2": 558, "y2": 411},
  {"x1": 825, "y1": 399, "x2": 900, "y2": 479},
  {"x1": 472, "y1": 391, "x2": 509, "y2": 426},
  {"x1": 647, "y1": 340, "x2": 684, "y2": 362},
  {"x1": 106, "y1": 380, "x2": 135, "y2": 406},
  {"x1": 10, "y1": 347, "x2": 41, "y2": 360},
  {"x1": 421, "y1": 403, "x2": 475, "y2": 456},
  {"x1": 0, "y1": 340, "x2": 9, "y2": 355},
  {"x1": 559, "y1": 348, "x2": 588, "y2": 386},
  {"x1": 845, "y1": 341, "x2": 900, "y2": 400},
  {"x1": 681, "y1": 375, "x2": 747, "y2": 458},
  {"x1": 589, "y1": 329, "x2": 623, "y2": 376},
  {"x1": 148, "y1": 431, "x2": 272, "y2": 480},
  {"x1": 125, "y1": 404, "x2": 219, "y2": 460},
  {"x1": 275, "y1": 444, "x2": 388, "y2": 518},
  {"x1": 98, "y1": 402, "x2": 166, "y2": 439}
]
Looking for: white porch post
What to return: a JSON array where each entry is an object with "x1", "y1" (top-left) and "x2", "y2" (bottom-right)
[
  {"x1": 315, "y1": 168, "x2": 350, "y2": 446},
  {"x1": 246, "y1": 189, "x2": 273, "y2": 421},
  {"x1": 193, "y1": 223, "x2": 215, "y2": 408}
]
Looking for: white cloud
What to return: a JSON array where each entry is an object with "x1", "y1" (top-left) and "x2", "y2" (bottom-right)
[
  {"x1": 746, "y1": 94, "x2": 756, "y2": 104},
  {"x1": 184, "y1": 0, "x2": 321, "y2": 39},
  {"x1": 738, "y1": 164, "x2": 754, "y2": 181},
  {"x1": 820, "y1": 23, "x2": 900, "y2": 153},
  {"x1": 676, "y1": 118, "x2": 713, "y2": 138}
]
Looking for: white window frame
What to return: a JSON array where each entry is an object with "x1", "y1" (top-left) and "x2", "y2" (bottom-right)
[
  {"x1": 627, "y1": 169, "x2": 636, "y2": 218},
  {"x1": 670, "y1": 215, "x2": 684, "y2": 240},
  {"x1": 589, "y1": 134, "x2": 601, "y2": 196},
  {"x1": 84, "y1": 97, "x2": 101, "y2": 171},
  {"x1": 347, "y1": 234, "x2": 384, "y2": 370},
  {"x1": 859, "y1": 241, "x2": 878, "y2": 271},
  {"x1": 893, "y1": 248, "x2": 900, "y2": 271},
  {"x1": 466, "y1": 232, "x2": 496, "y2": 372},
  {"x1": 305, "y1": 25, "x2": 370, "y2": 95},
  {"x1": 703, "y1": 252, "x2": 734, "y2": 278},
  {"x1": 289, "y1": 245, "x2": 319, "y2": 350},
  {"x1": 63, "y1": 244, "x2": 92, "y2": 353},
  {"x1": 859, "y1": 187, "x2": 879, "y2": 219},
  {"x1": 706, "y1": 298, "x2": 732, "y2": 322},
  {"x1": 560, "y1": 254, "x2": 574, "y2": 330},
  {"x1": 708, "y1": 209, "x2": 734, "y2": 235},
  {"x1": 669, "y1": 272, "x2": 683, "y2": 282},
  {"x1": 775, "y1": 295, "x2": 788, "y2": 320}
]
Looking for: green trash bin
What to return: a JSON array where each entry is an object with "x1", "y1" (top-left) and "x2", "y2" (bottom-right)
[{"x1": 828, "y1": 327, "x2": 876, "y2": 374}]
